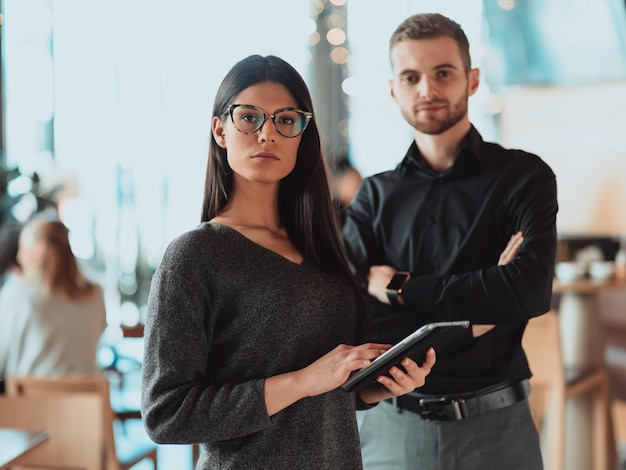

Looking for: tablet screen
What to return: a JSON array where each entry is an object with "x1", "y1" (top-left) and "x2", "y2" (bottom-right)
[{"x1": 341, "y1": 320, "x2": 470, "y2": 392}]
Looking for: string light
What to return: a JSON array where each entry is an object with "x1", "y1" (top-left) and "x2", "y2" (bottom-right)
[
  {"x1": 326, "y1": 27, "x2": 346, "y2": 46},
  {"x1": 330, "y1": 46, "x2": 349, "y2": 64},
  {"x1": 309, "y1": 30, "x2": 321, "y2": 46}
]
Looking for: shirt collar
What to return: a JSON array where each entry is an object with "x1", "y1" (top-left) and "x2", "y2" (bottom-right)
[{"x1": 399, "y1": 125, "x2": 488, "y2": 175}]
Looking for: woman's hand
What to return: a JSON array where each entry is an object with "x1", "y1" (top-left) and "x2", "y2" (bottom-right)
[
  {"x1": 265, "y1": 344, "x2": 436, "y2": 414},
  {"x1": 264, "y1": 343, "x2": 391, "y2": 416},
  {"x1": 297, "y1": 343, "x2": 393, "y2": 396},
  {"x1": 358, "y1": 347, "x2": 436, "y2": 405}
]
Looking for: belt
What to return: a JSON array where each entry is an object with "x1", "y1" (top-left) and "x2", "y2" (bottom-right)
[{"x1": 386, "y1": 380, "x2": 529, "y2": 422}]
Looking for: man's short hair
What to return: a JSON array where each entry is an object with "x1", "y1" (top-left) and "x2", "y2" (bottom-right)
[{"x1": 389, "y1": 13, "x2": 472, "y2": 71}]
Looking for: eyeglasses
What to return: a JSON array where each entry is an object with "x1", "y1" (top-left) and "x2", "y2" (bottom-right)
[{"x1": 225, "y1": 104, "x2": 312, "y2": 138}]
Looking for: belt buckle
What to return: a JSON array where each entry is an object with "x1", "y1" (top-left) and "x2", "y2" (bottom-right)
[{"x1": 418, "y1": 396, "x2": 464, "y2": 421}]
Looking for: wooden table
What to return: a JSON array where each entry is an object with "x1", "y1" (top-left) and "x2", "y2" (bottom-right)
[
  {"x1": 552, "y1": 277, "x2": 626, "y2": 470},
  {"x1": 0, "y1": 428, "x2": 49, "y2": 470}
]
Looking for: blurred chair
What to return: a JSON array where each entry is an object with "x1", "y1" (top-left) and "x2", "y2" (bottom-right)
[
  {"x1": 522, "y1": 309, "x2": 615, "y2": 470},
  {"x1": 5, "y1": 374, "x2": 158, "y2": 470},
  {"x1": 0, "y1": 394, "x2": 102, "y2": 469},
  {"x1": 121, "y1": 324, "x2": 146, "y2": 338},
  {"x1": 597, "y1": 289, "x2": 626, "y2": 465}
]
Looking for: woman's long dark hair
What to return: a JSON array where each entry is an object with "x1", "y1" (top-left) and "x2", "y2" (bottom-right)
[{"x1": 201, "y1": 55, "x2": 367, "y2": 339}]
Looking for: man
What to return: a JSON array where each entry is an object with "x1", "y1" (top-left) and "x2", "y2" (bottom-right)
[{"x1": 343, "y1": 13, "x2": 558, "y2": 469}]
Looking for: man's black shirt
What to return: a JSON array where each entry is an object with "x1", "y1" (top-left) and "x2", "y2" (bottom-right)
[{"x1": 343, "y1": 126, "x2": 558, "y2": 394}]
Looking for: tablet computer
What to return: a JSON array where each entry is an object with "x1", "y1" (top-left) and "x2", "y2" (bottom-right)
[{"x1": 340, "y1": 320, "x2": 470, "y2": 392}]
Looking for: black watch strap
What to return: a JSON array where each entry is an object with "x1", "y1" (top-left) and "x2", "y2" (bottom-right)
[{"x1": 386, "y1": 290, "x2": 401, "y2": 305}]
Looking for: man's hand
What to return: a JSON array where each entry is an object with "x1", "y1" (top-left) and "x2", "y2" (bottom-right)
[
  {"x1": 366, "y1": 265, "x2": 397, "y2": 304},
  {"x1": 498, "y1": 231, "x2": 523, "y2": 266},
  {"x1": 366, "y1": 232, "x2": 524, "y2": 336},
  {"x1": 473, "y1": 231, "x2": 524, "y2": 337}
]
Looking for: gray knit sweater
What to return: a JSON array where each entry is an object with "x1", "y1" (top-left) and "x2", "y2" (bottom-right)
[{"x1": 141, "y1": 222, "x2": 363, "y2": 469}]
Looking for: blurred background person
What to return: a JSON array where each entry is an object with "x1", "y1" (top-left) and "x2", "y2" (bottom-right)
[
  {"x1": 0, "y1": 212, "x2": 106, "y2": 381},
  {"x1": 331, "y1": 157, "x2": 363, "y2": 226}
]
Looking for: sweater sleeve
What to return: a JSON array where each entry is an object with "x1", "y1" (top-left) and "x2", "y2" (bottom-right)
[{"x1": 141, "y1": 237, "x2": 273, "y2": 445}]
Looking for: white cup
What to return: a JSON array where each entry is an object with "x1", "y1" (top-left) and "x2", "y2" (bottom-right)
[
  {"x1": 555, "y1": 261, "x2": 586, "y2": 282},
  {"x1": 588, "y1": 261, "x2": 615, "y2": 282}
]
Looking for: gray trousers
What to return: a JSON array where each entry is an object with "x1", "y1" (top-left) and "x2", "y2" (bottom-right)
[{"x1": 359, "y1": 398, "x2": 543, "y2": 470}]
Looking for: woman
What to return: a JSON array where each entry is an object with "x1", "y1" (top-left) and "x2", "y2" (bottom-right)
[
  {"x1": 141, "y1": 55, "x2": 435, "y2": 469},
  {"x1": 0, "y1": 213, "x2": 106, "y2": 377}
]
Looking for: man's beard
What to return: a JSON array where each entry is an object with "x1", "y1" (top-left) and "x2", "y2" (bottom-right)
[{"x1": 402, "y1": 96, "x2": 468, "y2": 135}]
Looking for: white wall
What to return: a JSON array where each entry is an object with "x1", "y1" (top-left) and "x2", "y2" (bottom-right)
[{"x1": 499, "y1": 80, "x2": 626, "y2": 237}]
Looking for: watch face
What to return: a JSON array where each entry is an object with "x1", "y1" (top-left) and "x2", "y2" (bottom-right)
[{"x1": 387, "y1": 273, "x2": 409, "y2": 291}]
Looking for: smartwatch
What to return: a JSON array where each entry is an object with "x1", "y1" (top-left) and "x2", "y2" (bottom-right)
[{"x1": 386, "y1": 271, "x2": 411, "y2": 305}]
